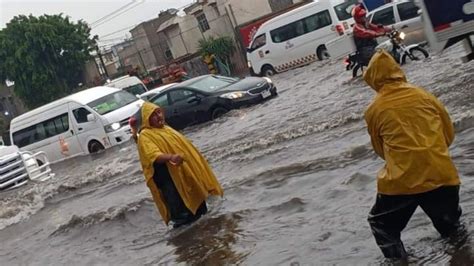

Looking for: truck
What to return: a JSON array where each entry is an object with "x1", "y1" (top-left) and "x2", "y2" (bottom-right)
[
  {"x1": 417, "y1": 0, "x2": 474, "y2": 62},
  {"x1": 0, "y1": 145, "x2": 54, "y2": 191}
]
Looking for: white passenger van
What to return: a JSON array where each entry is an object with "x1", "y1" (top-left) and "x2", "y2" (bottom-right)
[
  {"x1": 246, "y1": 0, "x2": 359, "y2": 76},
  {"x1": 105, "y1": 75, "x2": 148, "y2": 96},
  {"x1": 9, "y1": 86, "x2": 143, "y2": 163}
]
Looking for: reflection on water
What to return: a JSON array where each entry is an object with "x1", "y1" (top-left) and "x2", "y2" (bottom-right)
[{"x1": 167, "y1": 213, "x2": 248, "y2": 265}]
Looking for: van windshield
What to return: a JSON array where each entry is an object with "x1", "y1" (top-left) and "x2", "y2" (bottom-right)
[
  {"x1": 123, "y1": 84, "x2": 147, "y2": 95},
  {"x1": 87, "y1": 91, "x2": 138, "y2": 115},
  {"x1": 334, "y1": 0, "x2": 358, "y2": 21}
]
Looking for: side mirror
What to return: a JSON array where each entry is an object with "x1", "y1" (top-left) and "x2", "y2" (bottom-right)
[
  {"x1": 246, "y1": 47, "x2": 253, "y2": 53},
  {"x1": 87, "y1": 113, "x2": 97, "y2": 122},
  {"x1": 187, "y1": 96, "x2": 201, "y2": 104},
  {"x1": 417, "y1": 9, "x2": 422, "y2": 15}
]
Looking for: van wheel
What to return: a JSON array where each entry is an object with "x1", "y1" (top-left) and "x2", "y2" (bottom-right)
[
  {"x1": 88, "y1": 141, "x2": 105, "y2": 154},
  {"x1": 211, "y1": 107, "x2": 228, "y2": 120},
  {"x1": 261, "y1": 65, "x2": 276, "y2": 77},
  {"x1": 317, "y1": 46, "x2": 330, "y2": 60}
]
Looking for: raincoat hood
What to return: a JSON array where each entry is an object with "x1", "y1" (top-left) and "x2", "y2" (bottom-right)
[
  {"x1": 138, "y1": 101, "x2": 159, "y2": 132},
  {"x1": 363, "y1": 50, "x2": 407, "y2": 92}
]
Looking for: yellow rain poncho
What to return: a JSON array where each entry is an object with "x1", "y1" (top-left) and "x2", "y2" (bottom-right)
[
  {"x1": 363, "y1": 50, "x2": 460, "y2": 195},
  {"x1": 136, "y1": 102, "x2": 223, "y2": 224}
]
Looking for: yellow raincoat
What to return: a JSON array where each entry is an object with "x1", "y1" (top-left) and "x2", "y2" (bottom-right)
[
  {"x1": 364, "y1": 50, "x2": 460, "y2": 195},
  {"x1": 136, "y1": 102, "x2": 223, "y2": 224}
]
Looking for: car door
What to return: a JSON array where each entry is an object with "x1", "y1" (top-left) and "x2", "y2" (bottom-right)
[
  {"x1": 69, "y1": 102, "x2": 108, "y2": 153},
  {"x1": 394, "y1": 2, "x2": 424, "y2": 44},
  {"x1": 168, "y1": 89, "x2": 204, "y2": 128},
  {"x1": 371, "y1": 6, "x2": 396, "y2": 26}
]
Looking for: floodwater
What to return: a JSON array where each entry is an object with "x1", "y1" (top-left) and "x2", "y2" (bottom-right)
[{"x1": 1, "y1": 45, "x2": 473, "y2": 265}]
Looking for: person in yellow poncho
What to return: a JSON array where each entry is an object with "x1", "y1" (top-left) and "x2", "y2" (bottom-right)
[
  {"x1": 363, "y1": 50, "x2": 462, "y2": 259},
  {"x1": 131, "y1": 102, "x2": 223, "y2": 228}
]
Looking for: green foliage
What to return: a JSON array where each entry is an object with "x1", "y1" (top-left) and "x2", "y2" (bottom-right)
[
  {"x1": 0, "y1": 14, "x2": 97, "y2": 108},
  {"x1": 198, "y1": 36, "x2": 235, "y2": 59}
]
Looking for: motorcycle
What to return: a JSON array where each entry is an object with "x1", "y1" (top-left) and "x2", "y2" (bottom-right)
[{"x1": 345, "y1": 28, "x2": 429, "y2": 78}]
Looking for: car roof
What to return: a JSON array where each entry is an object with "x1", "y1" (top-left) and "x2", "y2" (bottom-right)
[
  {"x1": 106, "y1": 76, "x2": 142, "y2": 89},
  {"x1": 140, "y1": 83, "x2": 177, "y2": 97}
]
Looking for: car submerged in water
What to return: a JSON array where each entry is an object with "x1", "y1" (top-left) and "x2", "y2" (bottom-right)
[{"x1": 147, "y1": 74, "x2": 277, "y2": 130}]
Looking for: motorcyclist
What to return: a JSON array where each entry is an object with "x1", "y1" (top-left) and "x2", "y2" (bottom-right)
[{"x1": 352, "y1": 4, "x2": 390, "y2": 66}]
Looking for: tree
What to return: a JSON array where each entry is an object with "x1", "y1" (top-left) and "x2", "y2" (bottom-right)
[
  {"x1": 197, "y1": 36, "x2": 236, "y2": 76},
  {"x1": 0, "y1": 14, "x2": 97, "y2": 108}
]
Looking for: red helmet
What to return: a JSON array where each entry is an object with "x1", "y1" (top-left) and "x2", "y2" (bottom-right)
[{"x1": 352, "y1": 4, "x2": 367, "y2": 23}]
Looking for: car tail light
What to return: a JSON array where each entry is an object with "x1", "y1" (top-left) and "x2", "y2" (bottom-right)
[{"x1": 336, "y1": 24, "x2": 344, "y2": 36}]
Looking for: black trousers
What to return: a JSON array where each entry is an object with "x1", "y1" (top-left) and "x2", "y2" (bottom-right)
[
  {"x1": 153, "y1": 163, "x2": 207, "y2": 228},
  {"x1": 368, "y1": 186, "x2": 462, "y2": 259}
]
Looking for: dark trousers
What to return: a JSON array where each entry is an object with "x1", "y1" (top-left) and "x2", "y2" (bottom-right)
[
  {"x1": 153, "y1": 163, "x2": 207, "y2": 228},
  {"x1": 368, "y1": 186, "x2": 462, "y2": 259}
]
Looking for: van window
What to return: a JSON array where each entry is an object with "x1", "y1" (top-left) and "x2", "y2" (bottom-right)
[
  {"x1": 333, "y1": 0, "x2": 359, "y2": 21},
  {"x1": 73, "y1": 108, "x2": 91, "y2": 123},
  {"x1": 250, "y1": 34, "x2": 267, "y2": 50},
  {"x1": 397, "y1": 2, "x2": 419, "y2": 21},
  {"x1": 271, "y1": 10, "x2": 332, "y2": 43},
  {"x1": 371, "y1": 7, "x2": 395, "y2": 26},
  {"x1": 13, "y1": 113, "x2": 69, "y2": 148}
]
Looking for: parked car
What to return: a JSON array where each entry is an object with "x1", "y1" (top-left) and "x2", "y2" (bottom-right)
[
  {"x1": 367, "y1": 0, "x2": 425, "y2": 45},
  {"x1": 147, "y1": 75, "x2": 277, "y2": 130},
  {"x1": 139, "y1": 83, "x2": 177, "y2": 101},
  {"x1": 0, "y1": 145, "x2": 54, "y2": 191},
  {"x1": 105, "y1": 75, "x2": 148, "y2": 96},
  {"x1": 246, "y1": 0, "x2": 359, "y2": 77}
]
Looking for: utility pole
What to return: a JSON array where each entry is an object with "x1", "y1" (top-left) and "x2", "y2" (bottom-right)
[
  {"x1": 132, "y1": 39, "x2": 147, "y2": 74},
  {"x1": 96, "y1": 46, "x2": 109, "y2": 78}
]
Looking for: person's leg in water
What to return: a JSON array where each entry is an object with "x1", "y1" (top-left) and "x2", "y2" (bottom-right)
[
  {"x1": 418, "y1": 186, "x2": 462, "y2": 237},
  {"x1": 368, "y1": 194, "x2": 418, "y2": 259},
  {"x1": 153, "y1": 163, "x2": 207, "y2": 228}
]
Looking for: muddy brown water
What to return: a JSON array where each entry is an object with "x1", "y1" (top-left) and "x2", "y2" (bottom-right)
[{"x1": 1, "y1": 45, "x2": 473, "y2": 265}]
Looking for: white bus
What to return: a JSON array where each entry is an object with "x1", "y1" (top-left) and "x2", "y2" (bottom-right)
[
  {"x1": 9, "y1": 86, "x2": 143, "y2": 163},
  {"x1": 246, "y1": 0, "x2": 359, "y2": 77}
]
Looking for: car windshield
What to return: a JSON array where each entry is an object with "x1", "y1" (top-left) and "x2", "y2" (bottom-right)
[
  {"x1": 123, "y1": 84, "x2": 147, "y2": 95},
  {"x1": 334, "y1": 0, "x2": 358, "y2": 21},
  {"x1": 87, "y1": 91, "x2": 138, "y2": 115},
  {"x1": 186, "y1": 75, "x2": 238, "y2": 92}
]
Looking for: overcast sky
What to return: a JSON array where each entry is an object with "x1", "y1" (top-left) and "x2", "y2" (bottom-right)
[{"x1": 0, "y1": 0, "x2": 194, "y2": 47}]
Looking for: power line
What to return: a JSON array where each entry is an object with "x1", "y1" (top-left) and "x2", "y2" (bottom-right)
[
  {"x1": 92, "y1": 0, "x2": 146, "y2": 29},
  {"x1": 95, "y1": 0, "x2": 199, "y2": 39},
  {"x1": 89, "y1": 0, "x2": 136, "y2": 26}
]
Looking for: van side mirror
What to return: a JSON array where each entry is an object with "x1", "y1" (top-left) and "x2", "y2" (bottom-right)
[
  {"x1": 417, "y1": 9, "x2": 422, "y2": 16},
  {"x1": 87, "y1": 113, "x2": 97, "y2": 122},
  {"x1": 246, "y1": 47, "x2": 253, "y2": 53}
]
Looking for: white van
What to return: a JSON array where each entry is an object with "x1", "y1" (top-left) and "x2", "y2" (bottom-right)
[
  {"x1": 9, "y1": 86, "x2": 143, "y2": 163},
  {"x1": 246, "y1": 0, "x2": 359, "y2": 76},
  {"x1": 105, "y1": 75, "x2": 148, "y2": 96}
]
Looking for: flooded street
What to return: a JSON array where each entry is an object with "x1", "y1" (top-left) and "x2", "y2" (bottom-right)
[{"x1": 1, "y1": 45, "x2": 473, "y2": 265}]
